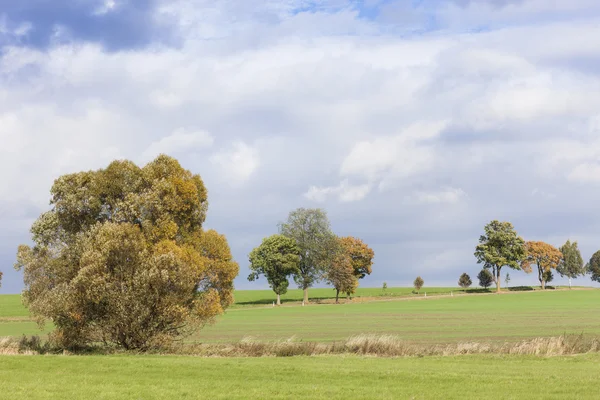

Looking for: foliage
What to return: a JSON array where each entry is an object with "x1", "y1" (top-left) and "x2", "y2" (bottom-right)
[
  {"x1": 458, "y1": 273, "x2": 472, "y2": 289},
  {"x1": 14, "y1": 155, "x2": 239, "y2": 350},
  {"x1": 382, "y1": 282, "x2": 388, "y2": 293},
  {"x1": 558, "y1": 240, "x2": 585, "y2": 282},
  {"x1": 474, "y1": 220, "x2": 526, "y2": 292},
  {"x1": 248, "y1": 235, "x2": 300, "y2": 304},
  {"x1": 586, "y1": 250, "x2": 600, "y2": 283},
  {"x1": 278, "y1": 208, "x2": 336, "y2": 302},
  {"x1": 543, "y1": 269, "x2": 554, "y2": 285},
  {"x1": 0, "y1": 270, "x2": 2, "y2": 288},
  {"x1": 337, "y1": 236, "x2": 374, "y2": 279},
  {"x1": 413, "y1": 276, "x2": 424, "y2": 293},
  {"x1": 522, "y1": 241, "x2": 563, "y2": 289},
  {"x1": 505, "y1": 272, "x2": 511, "y2": 287},
  {"x1": 326, "y1": 252, "x2": 358, "y2": 303},
  {"x1": 477, "y1": 269, "x2": 493, "y2": 289}
]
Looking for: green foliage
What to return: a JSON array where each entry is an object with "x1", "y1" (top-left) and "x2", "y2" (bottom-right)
[
  {"x1": 248, "y1": 235, "x2": 300, "y2": 303},
  {"x1": 543, "y1": 269, "x2": 554, "y2": 285},
  {"x1": 413, "y1": 276, "x2": 424, "y2": 293},
  {"x1": 558, "y1": 240, "x2": 585, "y2": 280},
  {"x1": 279, "y1": 208, "x2": 336, "y2": 300},
  {"x1": 477, "y1": 269, "x2": 493, "y2": 289},
  {"x1": 586, "y1": 250, "x2": 600, "y2": 283},
  {"x1": 382, "y1": 282, "x2": 388, "y2": 292},
  {"x1": 458, "y1": 273, "x2": 472, "y2": 289},
  {"x1": 474, "y1": 220, "x2": 526, "y2": 292},
  {"x1": 14, "y1": 155, "x2": 239, "y2": 350}
]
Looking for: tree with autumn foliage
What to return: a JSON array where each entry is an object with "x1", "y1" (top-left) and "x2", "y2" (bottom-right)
[
  {"x1": 248, "y1": 234, "x2": 300, "y2": 305},
  {"x1": 474, "y1": 220, "x2": 526, "y2": 292},
  {"x1": 326, "y1": 251, "x2": 358, "y2": 303},
  {"x1": 522, "y1": 241, "x2": 563, "y2": 290},
  {"x1": 15, "y1": 155, "x2": 239, "y2": 350},
  {"x1": 586, "y1": 250, "x2": 600, "y2": 283},
  {"x1": 338, "y1": 236, "x2": 375, "y2": 279}
]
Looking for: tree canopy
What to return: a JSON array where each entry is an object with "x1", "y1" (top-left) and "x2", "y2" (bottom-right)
[
  {"x1": 15, "y1": 155, "x2": 239, "y2": 350},
  {"x1": 558, "y1": 240, "x2": 585, "y2": 286},
  {"x1": 586, "y1": 250, "x2": 600, "y2": 283},
  {"x1": 413, "y1": 276, "x2": 424, "y2": 293},
  {"x1": 522, "y1": 241, "x2": 563, "y2": 290},
  {"x1": 279, "y1": 208, "x2": 336, "y2": 303},
  {"x1": 248, "y1": 234, "x2": 300, "y2": 305},
  {"x1": 326, "y1": 251, "x2": 358, "y2": 303},
  {"x1": 338, "y1": 236, "x2": 374, "y2": 279},
  {"x1": 474, "y1": 220, "x2": 526, "y2": 292},
  {"x1": 477, "y1": 269, "x2": 493, "y2": 289},
  {"x1": 458, "y1": 273, "x2": 472, "y2": 289}
]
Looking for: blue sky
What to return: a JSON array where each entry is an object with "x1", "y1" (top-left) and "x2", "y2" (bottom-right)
[{"x1": 2, "y1": 0, "x2": 600, "y2": 293}]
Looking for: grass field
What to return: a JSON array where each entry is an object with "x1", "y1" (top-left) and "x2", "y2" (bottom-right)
[
  {"x1": 1, "y1": 353, "x2": 599, "y2": 399},
  {"x1": 2, "y1": 289, "x2": 600, "y2": 344}
]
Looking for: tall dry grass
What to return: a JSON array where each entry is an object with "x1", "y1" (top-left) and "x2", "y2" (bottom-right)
[{"x1": 4, "y1": 333, "x2": 600, "y2": 357}]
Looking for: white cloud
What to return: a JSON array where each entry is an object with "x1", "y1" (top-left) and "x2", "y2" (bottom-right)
[
  {"x1": 304, "y1": 180, "x2": 371, "y2": 203},
  {"x1": 412, "y1": 187, "x2": 468, "y2": 205},
  {"x1": 568, "y1": 163, "x2": 600, "y2": 183},
  {"x1": 210, "y1": 141, "x2": 259, "y2": 184},
  {"x1": 141, "y1": 128, "x2": 214, "y2": 162}
]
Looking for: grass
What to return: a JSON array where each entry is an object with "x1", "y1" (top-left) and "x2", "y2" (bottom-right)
[
  {"x1": 2, "y1": 289, "x2": 600, "y2": 343},
  {"x1": 1, "y1": 353, "x2": 600, "y2": 399}
]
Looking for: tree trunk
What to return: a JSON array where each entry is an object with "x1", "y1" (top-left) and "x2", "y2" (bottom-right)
[
  {"x1": 276, "y1": 293, "x2": 281, "y2": 306},
  {"x1": 569, "y1": 278, "x2": 572, "y2": 289},
  {"x1": 335, "y1": 289, "x2": 339, "y2": 304},
  {"x1": 538, "y1": 267, "x2": 544, "y2": 290},
  {"x1": 303, "y1": 288, "x2": 309, "y2": 304},
  {"x1": 496, "y1": 267, "x2": 501, "y2": 293}
]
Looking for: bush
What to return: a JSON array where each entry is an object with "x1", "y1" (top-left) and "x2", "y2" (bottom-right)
[
  {"x1": 477, "y1": 269, "x2": 493, "y2": 289},
  {"x1": 413, "y1": 276, "x2": 424, "y2": 293},
  {"x1": 458, "y1": 273, "x2": 472, "y2": 288}
]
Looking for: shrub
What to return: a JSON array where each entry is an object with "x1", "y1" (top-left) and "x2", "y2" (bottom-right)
[
  {"x1": 413, "y1": 276, "x2": 424, "y2": 293},
  {"x1": 477, "y1": 269, "x2": 493, "y2": 289},
  {"x1": 458, "y1": 273, "x2": 472, "y2": 289}
]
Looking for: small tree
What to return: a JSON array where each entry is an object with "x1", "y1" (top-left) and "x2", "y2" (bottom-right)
[
  {"x1": 458, "y1": 273, "x2": 472, "y2": 289},
  {"x1": 586, "y1": 250, "x2": 600, "y2": 283},
  {"x1": 413, "y1": 276, "x2": 424, "y2": 293},
  {"x1": 326, "y1": 252, "x2": 358, "y2": 303},
  {"x1": 248, "y1": 234, "x2": 300, "y2": 305},
  {"x1": 558, "y1": 240, "x2": 585, "y2": 288},
  {"x1": 522, "y1": 241, "x2": 563, "y2": 290},
  {"x1": 543, "y1": 269, "x2": 554, "y2": 286},
  {"x1": 474, "y1": 220, "x2": 526, "y2": 292},
  {"x1": 382, "y1": 282, "x2": 388, "y2": 293},
  {"x1": 505, "y1": 272, "x2": 511, "y2": 288},
  {"x1": 0, "y1": 271, "x2": 3, "y2": 288},
  {"x1": 478, "y1": 269, "x2": 493, "y2": 289}
]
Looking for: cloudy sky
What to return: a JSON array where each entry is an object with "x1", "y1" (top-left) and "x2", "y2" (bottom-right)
[{"x1": 2, "y1": 0, "x2": 600, "y2": 293}]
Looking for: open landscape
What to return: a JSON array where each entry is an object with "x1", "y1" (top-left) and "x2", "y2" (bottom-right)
[{"x1": 3, "y1": 287, "x2": 600, "y2": 398}]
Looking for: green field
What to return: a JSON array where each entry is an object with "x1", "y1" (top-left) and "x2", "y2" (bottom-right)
[
  {"x1": 1, "y1": 354, "x2": 599, "y2": 399},
  {"x1": 3, "y1": 289, "x2": 600, "y2": 344}
]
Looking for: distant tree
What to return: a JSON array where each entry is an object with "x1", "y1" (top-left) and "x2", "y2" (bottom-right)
[
  {"x1": 543, "y1": 269, "x2": 554, "y2": 286},
  {"x1": 458, "y1": 273, "x2": 472, "y2": 289},
  {"x1": 248, "y1": 234, "x2": 300, "y2": 305},
  {"x1": 279, "y1": 208, "x2": 336, "y2": 303},
  {"x1": 413, "y1": 276, "x2": 424, "y2": 293},
  {"x1": 477, "y1": 269, "x2": 493, "y2": 289},
  {"x1": 505, "y1": 272, "x2": 511, "y2": 288},
  {"x1": 522, "y1": 241, "x2": 563, "y2": 290},
  {"x1": 382, "y1": 282, "x2": 388, "y2": 293},
  {"x1": 475, "y1": 220, "x2": 526, "y2": 292},
  {"x1": 586, "y1": 251, "x2": 600, "y2": 283},
  {"x1": 14, "y1": 155, "x2": 239, "y2": 350},
  {"x1": 338, "y1": 236, "x2": 374, "y2": 279},
  {"x1": 0, "y1": 271, "x2": 2, "y2": 288},
  {"x1": 326, "y1": 252, "x2": 358, "y2": 303},
  {"x1": 558, "y1": 240, "x2": 585, "y2": 289}
]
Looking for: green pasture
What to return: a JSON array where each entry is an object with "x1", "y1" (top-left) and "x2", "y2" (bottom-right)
[
  {"x1": 3, "y1": 289, "x2": 600, "y2": 344},
  {"x1": 1, "y1": 353, "x2": 599, "y2": 399}
]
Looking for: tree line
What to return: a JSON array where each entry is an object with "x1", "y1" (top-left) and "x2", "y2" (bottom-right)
[
  {"x1": 248, "y1": 208, "x2": 375, "y2": 304},
  {"x1": 458, "y1": 220, "x2": 597, "y2": 292}
]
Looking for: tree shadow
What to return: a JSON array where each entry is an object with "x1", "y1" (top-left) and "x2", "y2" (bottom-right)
[
  {"x1": 465, "y1": 288, "x2": 492, "y2": 293},
  {"x1": 506, "y1": 286, "x2": 534, "y2": 292}
]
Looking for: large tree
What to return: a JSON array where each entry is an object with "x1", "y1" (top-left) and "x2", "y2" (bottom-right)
[
  {"x1": 474, "y1": 220, "x2": 526, "y2": 293},
  {"x1": 522, "y1": 241, "x2": 563, "y2": 290},
  {"x1": 279, "y1": 208, "x2": 336, "y2": 303},
  {"x1": 586, "y1": 251, "x2": 600, "y2": 283},
  {"x1": 558, "y1": 240, "x2": 585, "y2": 288},
  {"x1": 248, "y1": 234, "x2": 300, "y2": 305},
  {"x1": 15, "y1": 155, "x2": 239, "y2": 350}
]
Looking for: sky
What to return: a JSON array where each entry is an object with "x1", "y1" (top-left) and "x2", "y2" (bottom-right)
[{"x1": 2, "y1": 0, "x2": 600, "y2": 294}]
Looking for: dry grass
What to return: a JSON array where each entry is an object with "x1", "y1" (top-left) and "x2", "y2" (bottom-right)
[{"x1": 6, "y1": 333, "x2": 600, "y2": 358}]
